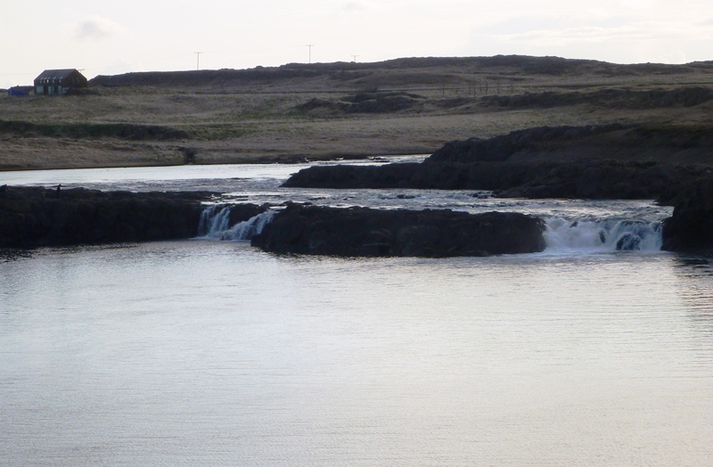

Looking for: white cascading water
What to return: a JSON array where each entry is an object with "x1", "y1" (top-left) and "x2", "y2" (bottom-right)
[
  {"x1": 197, "y1": 205, "x2": 276, "y2": 241},
  {"x1": 197, "y1": 205, "x2": 232, "y2": 237},
  {"x1": 544, "y1": 217, "x2": 663, "y2": 253},
  {"x1": 221, "y1": 211, "x2": 276, "y2": 241}
]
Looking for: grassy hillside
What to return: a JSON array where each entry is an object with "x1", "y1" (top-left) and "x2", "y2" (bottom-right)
[{"x1": 2, "y1": 55, "x2": 713, "y2": 170}]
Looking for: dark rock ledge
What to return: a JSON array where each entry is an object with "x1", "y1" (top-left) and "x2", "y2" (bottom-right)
[
  {"x1": 251, "y1": 204, "x2": 546, "y2": 257},
  {"x1": 0, "y1": 186, "x2": 263, "y2": 249},
  {"x1": 662, "y1": 177, "x2": 713, "y2": 252}
]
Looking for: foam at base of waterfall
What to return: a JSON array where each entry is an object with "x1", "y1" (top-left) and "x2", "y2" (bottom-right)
[
  {"x1": 197, "y1": 205, "x2": 275, "y2": 241},
  {"x1": 544, "y1": 217, "x2": 663, "y2": 253}
]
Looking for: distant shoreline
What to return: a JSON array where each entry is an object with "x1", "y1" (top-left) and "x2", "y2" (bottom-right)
[{"x1": 0, "y1": 151, "x2": 426, "y2": 173}]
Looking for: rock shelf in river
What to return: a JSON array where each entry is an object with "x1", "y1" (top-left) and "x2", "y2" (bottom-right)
[
  {"x1": 251, "y1": 204, "x2": 546, "y2": 257},
  {"x1": 0, "y1": 186, "x2": 214, "y2": 248}
]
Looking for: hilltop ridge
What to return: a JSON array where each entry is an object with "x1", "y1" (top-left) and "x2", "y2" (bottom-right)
[{"x1": 89, "y1": 55, "x2": 713, "y2": 88}]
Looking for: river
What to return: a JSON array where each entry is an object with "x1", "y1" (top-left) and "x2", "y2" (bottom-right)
[{"x1": 1, "y1": 160, "x2": 712, "y2": 466}]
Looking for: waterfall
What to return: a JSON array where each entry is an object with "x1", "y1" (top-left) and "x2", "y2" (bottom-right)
[
  {"x1": 217, "y1": 211, "x2": 276, "y2": 241},
  {"x1": 197, "y1": 204, "x2": 665, "y2": 254},
  {"x1": 544, "y1": 217, "x2": 663, "y2": 253},
  {"x1": 197, "y1": 205, "x2": 275, "y2": 241},
  {"x1": 197, "y1": 205, "x2": 232, "y2": 237}
]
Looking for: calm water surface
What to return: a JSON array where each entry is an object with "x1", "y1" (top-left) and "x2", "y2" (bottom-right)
[{"x1": 2, "y1": 243, "x2": 713, "y2": 466}]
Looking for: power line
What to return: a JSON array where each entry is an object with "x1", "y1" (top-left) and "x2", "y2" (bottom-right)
[{"x1": 194, "y1": 51, "x2": 203, "y2": 71}]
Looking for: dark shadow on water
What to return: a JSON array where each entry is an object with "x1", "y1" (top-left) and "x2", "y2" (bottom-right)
[
  {"x1": 0, "y1": 244, "x2": 144, "y2": 263},
  {"x1": 671, "y1": 253, "x2": 713, "y2": 342},
  {"x1": 673, "y1": 254, "x2": 713, "y2": 276},
  {"x1": 0, "y1": 249, "x2": 34, "y2": 263}
]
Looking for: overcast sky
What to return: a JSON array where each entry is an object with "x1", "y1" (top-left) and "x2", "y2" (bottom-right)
[{"x1": 2, "y1": 0, "x2": 713, "y2": 87}]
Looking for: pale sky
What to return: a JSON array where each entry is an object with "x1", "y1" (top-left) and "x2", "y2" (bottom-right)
[{"x1": 2, "y1": 0, "x2": 713, "y2": 87}]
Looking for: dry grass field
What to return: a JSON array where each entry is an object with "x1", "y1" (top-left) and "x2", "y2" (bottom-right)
[{"x1": 2, "y1": 56, "x2": 713, "y2": 170}]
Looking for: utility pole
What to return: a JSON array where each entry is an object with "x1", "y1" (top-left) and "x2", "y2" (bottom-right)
[
  {"x1": 194, "y1": 51, "x2": 203, "y2": 71},
  {"x1": 306, "y1": 44, "x2": 314, "y2": 64}
]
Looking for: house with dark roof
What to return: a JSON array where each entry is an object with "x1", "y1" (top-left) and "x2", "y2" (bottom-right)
[{"x1": 34, "y1": 69, "x2": 88, "y2": 96}]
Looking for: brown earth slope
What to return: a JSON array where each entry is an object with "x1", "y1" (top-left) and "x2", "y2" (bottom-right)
[{"x1": 2, "y1": 55, "x2": 713, "y2": 171}]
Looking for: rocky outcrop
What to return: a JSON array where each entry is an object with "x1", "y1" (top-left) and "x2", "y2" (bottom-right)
[
  {"x1": 425, "y1": 125, "x2": 628, "y2": 164},
  {"x1": 0, "y1": 186, "x2": 217, "y2": 248},
  {"x1": 493, "y1": 162, "x2": 708, "y2": 200},
  {"x1": 251, "y1": 204, "x2": 545, "y2": 257},
  {"x1": 284, "y1": 125, "x2": 713, "y2": 199},
  {"x1": 285, "y1": 159, "x2": 708, "y2": 200},
  {"x1": 662, "y1": 177, "x2": 713, "y2": 252}
]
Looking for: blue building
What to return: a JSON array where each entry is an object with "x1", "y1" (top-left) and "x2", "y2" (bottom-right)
[{"x1": 7, "y1": 86, "x2": 34, "y2": 97}]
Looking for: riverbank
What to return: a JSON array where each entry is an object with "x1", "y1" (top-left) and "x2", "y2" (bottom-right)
[{"x1": 284, "y1": 124, "x2": 713, "y2": 201}]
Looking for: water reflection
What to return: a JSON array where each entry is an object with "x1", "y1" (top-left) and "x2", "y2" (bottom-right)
[
  {"x1": 672, "y1": 254, "x2": 713, "y2": 339},
  {"x1": 0, "y1": 248, "x2": 34, "y2": 263},
  {"x1": 674, "y1": 254, "x2": 713, "y2": 273}
]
